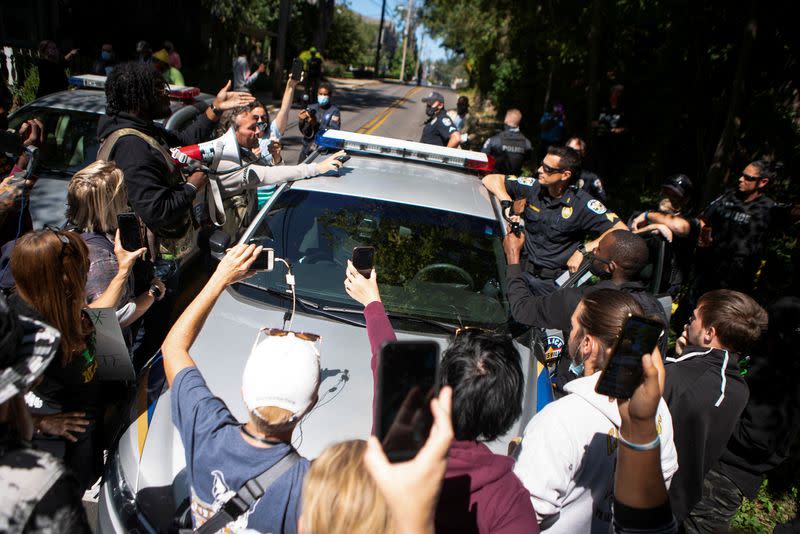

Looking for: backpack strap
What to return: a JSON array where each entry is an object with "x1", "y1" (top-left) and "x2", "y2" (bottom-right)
[
  {"x1": 97, "y1": 127, "x2": 177, "y2": 175},
  {"x1": 192, "y1": 450, "x2": 301, "y2": 534}
]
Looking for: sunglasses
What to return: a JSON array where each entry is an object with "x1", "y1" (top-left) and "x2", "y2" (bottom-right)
[
  {"x1": 540, "y1": 161, "x2": 565, "y2": 175},
  {"x1": 741, "y1": 173, "x2": 761, "y2": 182},
  {"x1": 44, "y1": 225, "x2": 72, "y2": 260},
  {"x1": 260, "y1": 328, "x2": 321, "y2": 343},
  {"x1": 252, "y1": 114, "x2": 269, "y2": 122}
]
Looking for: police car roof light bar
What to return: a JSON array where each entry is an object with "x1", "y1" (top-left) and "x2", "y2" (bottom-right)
[
  {"x1": 315, "y1": 129, "x2": 495, "y2": 173},
  {"x1": 68, "y1": 74, "x2": 200, "y2": 100}
]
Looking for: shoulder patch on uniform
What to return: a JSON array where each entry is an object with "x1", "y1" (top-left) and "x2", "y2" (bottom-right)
[
  {"x1": 506, "y1": 175, "x2": 518, "y2": 181},
  {"x1": 606, "y1": 212, "x2": 619, "y2": 223},
  {"x1": 562, "y1": 206, "x2": 573, "y2": 219},
  {"x1": 587, "y1": 199, "x2": 607, "y2": 214},
  {"x1": 442, "y1": 117, "x2": 452, "y2": 126},
  {"x1": 517, "y1": 176, "x2": 534, "y2": 186}
]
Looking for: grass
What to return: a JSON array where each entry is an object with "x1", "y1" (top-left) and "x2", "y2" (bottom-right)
[{"x1": 732, "y1": 481, "x2": 798, "y2": 533}]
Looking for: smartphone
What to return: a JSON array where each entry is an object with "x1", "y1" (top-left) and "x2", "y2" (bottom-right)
[
  {"x1": 595, "y1": 315, "x2": 665, "y2": 399},
  {"x1": 335, "y1": 154, "x2": 351, "y2": 164},
  {"x1": 250, "y1": 247, "x2": 275, "y2": 271},
  {"x1": 352, "y1": 246, "x2": 374, "y2": 277},
  {"x1": 117, "y1": 213, "x2": 143, "y2": 252},
  {"x1": 291, "y1": 58, "x2": 304, "y2": 81},
  {"x1": 375, "y1": 341, "x2": 440, "y2": 462}
]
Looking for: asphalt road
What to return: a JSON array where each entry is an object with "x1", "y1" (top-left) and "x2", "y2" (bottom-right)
[{"x1": 277, "y1": 80, "x2": 459, "y2": 163}]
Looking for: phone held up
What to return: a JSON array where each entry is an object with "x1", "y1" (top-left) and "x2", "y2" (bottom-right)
[
  {"x1": 352, "y1": 246, "x2": 374, "y2": 278},
  {"x1": 375, "y1": 340, "x2": 440, "y2": 462},
  {"x1": 117, "y1": 213, "x2": 144, "y2": 253},
  {"x1": 291, "y1": 58, "x2": 304, "y2": 81},
  {"x1": 595, "y1": 314, "x2": 665, "y2": 399},
  {"x1": 251, "y1": 247, "x2": 275, "y2": 271}
]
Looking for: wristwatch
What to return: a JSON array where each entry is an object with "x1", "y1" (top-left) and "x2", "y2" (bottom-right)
[
  {"x1": 578, "y1": 243, "x2": 588, "y2": 256},
  {"x1": 211, "y1": 104, "x2": 223, "y2": 116}
]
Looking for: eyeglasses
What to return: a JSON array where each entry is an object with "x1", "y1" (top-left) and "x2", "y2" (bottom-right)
[
  {"x1": 44, "y1": 225, "x2": 72, "y2": 260},
  {"x1": 741, "y1": 172, "x2": 761, "y2": 182},
  {"x1": 260, "y1": 328, "x2": 321, "y2": 343},
  {"x1": 540, "y1": 161, "x2": 565, "y2": 175},
  {"x1": 252, "y1": 114, "x2": 269, "y2": 122}
]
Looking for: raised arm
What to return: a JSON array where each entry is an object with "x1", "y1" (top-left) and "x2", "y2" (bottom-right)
[
  {"x1": 162, "y1": 243, "x2": 260, "y2": 386},
  {"x1": 273, "y1": 77, "x2": 299, "y2": 135}
]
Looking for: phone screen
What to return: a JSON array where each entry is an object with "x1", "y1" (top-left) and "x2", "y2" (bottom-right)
[
  {"x1": 376, "y1": 341, "x2": 439, "y2": 462},
  {"x1": 352, "y1": 246, "x2": 374, "y2": 277},
  {"x1": 595, "y1": 315, "x2": 664, "y2": 399},
  {"x1": 117, "y1": 214, "x2": 143, "y2": 252}
]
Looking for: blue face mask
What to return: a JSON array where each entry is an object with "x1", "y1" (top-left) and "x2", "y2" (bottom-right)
[
  {"x1": 101, "y1": 51, "x2": 111, "y2": 61},
  {"x1": 569, "y1": 359, "x2": 585, "y2": 377},
  {"x1": 317, "y1": 95, "x2": 330, "y2": 106}
]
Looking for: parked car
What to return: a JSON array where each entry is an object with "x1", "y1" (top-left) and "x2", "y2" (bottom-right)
[{"x1": 7, "y1": 74, "x2": 214, "y2": 228}]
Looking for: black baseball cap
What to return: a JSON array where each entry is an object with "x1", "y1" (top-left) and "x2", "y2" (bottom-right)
[
  {"x1": 661, "y1": 174, "x2": 693, "y2": 201},
  {"x1": 422, "y1": 91, "x2": 445, "y2": 104}
]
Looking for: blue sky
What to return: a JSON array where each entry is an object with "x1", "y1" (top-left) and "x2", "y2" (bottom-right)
[{"x1": 346, "y1": 0, "x2": 448, "y2": 61}]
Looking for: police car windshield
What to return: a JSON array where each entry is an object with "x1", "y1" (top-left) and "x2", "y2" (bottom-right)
[{"x1": 243, "y1": 189, "x2": 509, "y2": 329}]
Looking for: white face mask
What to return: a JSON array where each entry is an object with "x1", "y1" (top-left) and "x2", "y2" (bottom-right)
[{"x1": 317, "y1": 95, "x2": 330, "y2": 106}]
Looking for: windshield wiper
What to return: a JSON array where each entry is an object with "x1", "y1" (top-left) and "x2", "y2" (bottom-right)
[
  {"x1": 239, "y1": 283, "x2": 365, "y2": 327},
  {"x1": 322, "y1": 305, "x2": 458, "y2": 334}
]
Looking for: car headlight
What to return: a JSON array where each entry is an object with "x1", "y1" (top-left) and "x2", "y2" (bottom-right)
[{"x1": 105, "y1": 448, "x2": 156, "y2": 533}]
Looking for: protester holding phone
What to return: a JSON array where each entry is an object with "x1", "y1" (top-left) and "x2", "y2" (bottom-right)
[
  {"x1": 66, "y1": 161, "x2": 164, "y2": 343},
  {"x1": 512, "y1": 289, "x2": 678, "y2": 534},
  {"x1": 344, "y1": 262, "x2": 539, "y2": 534}
]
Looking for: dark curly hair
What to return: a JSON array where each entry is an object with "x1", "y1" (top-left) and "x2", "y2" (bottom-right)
[{"x1": 105, "y1": 61, "x2": 167, "y2": 116}]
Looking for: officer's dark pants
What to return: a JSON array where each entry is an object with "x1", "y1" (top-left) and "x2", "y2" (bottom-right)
[
  {"x1": 522, "y1": 272, "x2": 558, "y2": 296},
  {"x1": 682, "y1": 468, "x2": 742, "y2": 534}
]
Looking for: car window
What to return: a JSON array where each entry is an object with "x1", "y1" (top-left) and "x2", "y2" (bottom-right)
[
  {"x1": 243, "y1": 189, "x2": 509, "y2": 328},
  {"x1": 8, "y1": 107, "x2": 100, "y2": 175}
]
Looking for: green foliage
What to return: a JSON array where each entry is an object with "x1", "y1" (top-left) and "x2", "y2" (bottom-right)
[
  {"x1": 732, "y1": 481, "x2": 798, "y2": 533},
  {"x1": 326, "y1": 4, "x2": 376, "y2": 67},
  {"x1": 11, "y1": 64, "x2": 39, "y2": 106}
]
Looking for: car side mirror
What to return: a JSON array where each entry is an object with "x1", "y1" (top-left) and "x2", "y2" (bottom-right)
[{"x1": 209, "y1": 230, "x2": 231, "y2": 260}]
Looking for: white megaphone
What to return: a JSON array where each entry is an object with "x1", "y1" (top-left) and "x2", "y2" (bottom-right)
[{"x1": 170, "y1": 129, "x2": 239, "y2": 170}]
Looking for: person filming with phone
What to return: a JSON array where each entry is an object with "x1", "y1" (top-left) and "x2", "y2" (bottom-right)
[
  {"x1": 297, "y1": 82, "x2": 341, "y2": 163},
  {"x1": 343, "y1": 261, "x2": 538, "y2": 534},
  {"x1": 512, "y1": 289, "x2": 678, "y2": 534}
]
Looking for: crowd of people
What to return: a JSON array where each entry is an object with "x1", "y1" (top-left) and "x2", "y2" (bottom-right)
[{"x1": 0, "y1": 39, "x2": 798, "y2": 534}]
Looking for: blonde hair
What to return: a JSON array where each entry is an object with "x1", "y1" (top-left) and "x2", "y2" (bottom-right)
[
  {"x1": 67, "y1": 160, "x2": 128, "y2": 233},
  {"x1": 301, "y1": 440, "x2": 394, "y2": 534}
]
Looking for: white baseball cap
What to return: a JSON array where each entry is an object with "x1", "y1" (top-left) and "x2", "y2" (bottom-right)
[{"x1": 242, "y1": 331, "x2": 321, "y2": 418}]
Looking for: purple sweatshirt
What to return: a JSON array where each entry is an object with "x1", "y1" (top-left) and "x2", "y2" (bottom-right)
[{"x1": 364, "y1": 301, "x2": 539, "y2": 534}]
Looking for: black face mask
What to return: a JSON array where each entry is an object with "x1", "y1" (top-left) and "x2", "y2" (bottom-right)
[
  {"x1": 425, "y1": 104, "x2": 437, "y2": 117},
  {"x1": 589, "y1": 255, "x2": 613, "y2": 279},
  {"x1": 457, "y1": 105, "x2": 468, "y2": 115}
]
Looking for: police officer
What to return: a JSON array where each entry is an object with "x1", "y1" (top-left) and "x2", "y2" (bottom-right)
[
  {"x1": 482, "y1": 108, "x2": 532, "y2": 176},
  {"x1": 482, "y1": 145, "x2": 628, "y2": 296},
  {"x1": 629, "y1": 174, "x2": 698, "y2": 301},
  {"x1": 420, "y1": 91, "x2": 460, "y2": 148},
  {"x1": 565, "y1": 137, "x2": 607, "y2": 203},
  {"x1": 297, "y1": 82, "x2": 341, "y2": 163},
  {"x1": 685, "y1": 160, "x2": 785, "y2": 303}
]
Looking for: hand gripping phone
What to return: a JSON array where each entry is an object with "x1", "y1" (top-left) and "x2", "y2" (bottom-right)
[
  {"x1": 352, "y1": 246, "x2": 374, "y2": 277},
  {"x1": 375, "y1": 340, "x2": 440, "y2": 462},
  {"x1": 595, "y1": 314, "x2": 665, "y2": 399},
  {"x1": 117, "y1": 213, "x2": 144, "y2": 252}
]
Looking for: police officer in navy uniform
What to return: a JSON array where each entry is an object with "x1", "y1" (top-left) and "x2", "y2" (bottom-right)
[
  {"x1": 482, "y1": 145, "x2": 629, "y2": 295},
  {"x1": 420, "y1": 91, "x2": 460, "y2": 148},
  {"x1": 481, "y1": 108, "x2": 533, "y2": 176},
  {"x1": 297, "y1": 82, "x2": 341, "y2": 163}
]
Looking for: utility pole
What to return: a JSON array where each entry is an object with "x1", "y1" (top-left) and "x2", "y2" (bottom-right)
[
  {"x1": 399, "y1": 0, "x2": 414, "y2": 82},
  {"x1": 373, "y1": 0, "x2": 386, "y2": 77},
  {"x1": 274, "y1": 0, "x2": 291, "y2": 97}
]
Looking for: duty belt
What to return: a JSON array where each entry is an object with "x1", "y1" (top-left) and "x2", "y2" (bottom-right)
[{"x1": 526, "y1": 263, "x2": 561, "y2": 280}]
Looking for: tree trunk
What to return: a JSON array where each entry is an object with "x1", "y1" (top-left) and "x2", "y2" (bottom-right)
[
  {"x1": 702, "y1": 3, "x2": 758, "y2": 204},
  {"x1": 586, "y1": 0, "x2": 605, "y2": 138},
  {"x1": 315, "y1": 0, "x2": 335, "y2": 52}
]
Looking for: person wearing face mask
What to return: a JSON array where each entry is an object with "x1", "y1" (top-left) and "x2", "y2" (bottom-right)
[
  {"x1": 92, "y1": 44, "x2": 116, "y2": 76},
  {"x1": 513, "y1": 289, "x2": 678, "y2": 534},
  {"x1": 503, "y1": 228, "x2": 668, "y2": 393},
  {"x1": 420, "y1": 91, "x2": 460, "y2": 148},
  {"x1": 297, "y1": 82, "x2": 341, "y2": 163},
  {"x1": 447, "y1": 96, "x2": 476, "y2": 148}
]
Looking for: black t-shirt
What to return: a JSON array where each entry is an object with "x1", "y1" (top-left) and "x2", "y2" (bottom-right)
[
  {"x1": 481, "y1": 128, "x2": 533, "y2": 176},
  {"x1": 504, "y1": 176, "x2": 618, "y2": 271},
  {"x1": 420, "y1": 109, "x2": 457, "y2": 146}
]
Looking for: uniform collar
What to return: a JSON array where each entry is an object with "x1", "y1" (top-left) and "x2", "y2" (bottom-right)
[{"x1": 539, "y1": 184, "x2": 575, "y2": 206}]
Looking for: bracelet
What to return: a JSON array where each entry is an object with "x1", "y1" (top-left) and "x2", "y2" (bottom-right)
[
  {"x1": 643, "y1": 210, "x2": 650, "y2": 223},
  {"x1": 617, "y1": 431, "x2": 660, "y2": 451}
]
